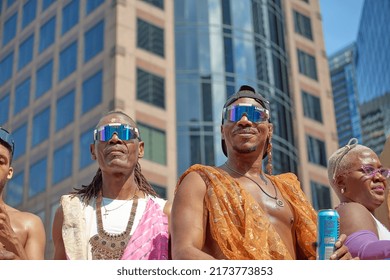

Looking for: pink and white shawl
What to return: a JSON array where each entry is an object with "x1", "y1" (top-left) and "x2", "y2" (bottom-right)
[{"x1": 121, "y1": 198, "x2": 169, "y2": 260}]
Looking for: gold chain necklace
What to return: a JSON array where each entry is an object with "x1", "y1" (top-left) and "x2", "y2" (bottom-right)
[
  {"x1": 102, "y1": 188, "x2": 138, "y2": 218},
  {"x1": 89, "y1": 191, "x2": 139, "y2": 260},
  {"x1": 224, "y1": 162, "x2": 284, "y2": 207}
]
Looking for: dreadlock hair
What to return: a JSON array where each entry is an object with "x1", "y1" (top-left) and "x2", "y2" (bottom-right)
[
  {"x1": 73, "y1": 162, "x2": 158, "y2": 204},
  {"x1": 72, "y1": 110, "x2": 158, "y2": 204}
]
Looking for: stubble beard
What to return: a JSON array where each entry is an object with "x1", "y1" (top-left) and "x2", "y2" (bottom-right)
[{"x1": 232, "y1": 144, "x2": 257, "y2": 154}]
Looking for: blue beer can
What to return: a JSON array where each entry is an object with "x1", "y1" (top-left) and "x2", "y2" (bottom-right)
[{"x1": 317, "y1": 209, "x2": 340, "y2": 260}]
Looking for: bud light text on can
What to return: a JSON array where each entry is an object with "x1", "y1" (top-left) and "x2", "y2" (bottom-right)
[{"x1": 317, "y1": 209, "x2": 340, "y2": 260}]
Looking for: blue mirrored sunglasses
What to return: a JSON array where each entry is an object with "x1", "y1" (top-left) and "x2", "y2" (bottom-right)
[
  {"x1": 94, "y1": 123, "x2": 140, "y2": 142},
  {"x1": 223, "y1": 103, "x2": 269, "y2": 123},
  {"x1": 0, "y1": 127, "x2": 14, "y2": 155}
]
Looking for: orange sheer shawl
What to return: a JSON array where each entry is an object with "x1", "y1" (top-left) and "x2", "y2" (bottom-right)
[{"x1": 177, "y1": 164, "x2": 317, "y2": 260}]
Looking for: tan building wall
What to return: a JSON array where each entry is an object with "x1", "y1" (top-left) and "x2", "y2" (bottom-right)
[
  {"x1": 0, "y1": 0, "x2": 176, "y2": 258},
  {"x1": 283, "y1": 0, "x2": 339, "y2": 205}
]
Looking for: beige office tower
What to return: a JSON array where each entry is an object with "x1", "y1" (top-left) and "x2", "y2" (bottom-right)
[
  {"x1": 283, "y1": 0, "x2": 339, "y2": 207},
  {"x1": 0, "y1": 0, "x2": 176, "y2": 257}
]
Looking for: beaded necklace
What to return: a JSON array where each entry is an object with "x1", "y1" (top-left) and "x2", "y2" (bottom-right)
[{"x1": 89, "y1": 191, "x2": 138, "y2": 259}]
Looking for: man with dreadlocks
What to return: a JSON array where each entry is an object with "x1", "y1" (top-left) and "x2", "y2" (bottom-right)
[
  {"x1": 52, "y1": 111, "x2": 171, "y2": 260},
  {"x1": 171, "y1": 85, "x2": 353, "y2": 260}
]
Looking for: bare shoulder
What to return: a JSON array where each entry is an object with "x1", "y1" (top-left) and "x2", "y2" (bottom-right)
[
  {"x1": 177, "y1": 170, "x2": 207, "y2": 193},
  {"x1": 337, "y1": 202, "x2": 370, "y2": 218},
  {"x1": 337, "y1": 202, "x2": 376, "y2": 235},
  {"x1": 10, "y1": 210, "x2": 44, "y2": 230}
]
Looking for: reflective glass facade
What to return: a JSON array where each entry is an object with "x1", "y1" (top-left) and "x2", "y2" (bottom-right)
[
  {"x1": 356, "y1": 0, "x2": 390, "y2": 103},
  {"x1": 175, "y1": 0, "x2": 297, "y2": 175},
  {"x1": 328, "y1": 44, "x2": 362, "y2": 147},
  {"x1": 355, "y1": 0, "x2": 390, "y2": 152}
]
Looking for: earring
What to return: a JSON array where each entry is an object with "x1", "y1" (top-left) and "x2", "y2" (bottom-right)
[
  {"x1": 341, "y1": 188, "x2": 345, "y2": 194},
  {"x1": 266, "y1": 136, "x2": 273, "y2": 175}
]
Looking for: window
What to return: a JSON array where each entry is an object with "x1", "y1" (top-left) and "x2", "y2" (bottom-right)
[
  {"x1": 6, "y1": 171, "x2": 24, "y2": 207},
  {"x1": 306, "y1": 135, "x2": 327, "y2": 167},
  {"x1": 84, "y1": 20, "x2": 104, "y2": 62},
  {"x1": 13, "y1": 123, "x2": 27, "y2": 160},
  {"x1": 18, "y1": 34, "x2": 34, "y2": 70},
  {"x1": 86, "y1": 0, "x2": 104, "y2": 14},
  {"x1": 138, "y1": 123, "x2": 166, "y2": 165},
  {"x1": 36, "y1": 60, "x2": 53, "y2": 98},
  {"x1": 293, "y1": 10, "x2": 313, "y2": 40},
  {"x1": 137, "y1": 19, "x2": 164, "y2": 57},
  {"x1": 7, "y1": 0, "x2": 16, "y2": 8},
  {"x1": 151, "y1": 183, "x2": 167, "y2": 199},
  {"x1": 53, "y1": 142, "x2": 73, "y2": 184},
  {"x1": 62, "y1": 0, "x2": 79, "y2": 35},
  {"x1": 39, "y1": 16, "x2": 56, "y2": 53},
  {"x1": 29, "y1": 157, "x2": 47, "y2": 197},
  {"x1": 59, "y1": 41, "x2": 77, "y2": 81},
  {"x1": 79, "y1": 127, "x2": 94, "y2": 169},
  {"x1": 0, "y1": 52, "x2": 14, "y2": 86},
  {"x1": 302, "y1": 91, "x2": 323, "y2": 122},
  {"x1": 22, "y1": 0, "x2": 37, "y2": 28},
  {"x1": 56, "y1": 90, "x2": 75, "y2": 130},
  {"x1": 42, "y1": 0, "x2": 55, "y2": 11},
  {"x1": 311, "y1": 181, "x2": 332, "y2": 210},
  {"x1": 32, "y1": 107, "x2": 50, "y2": 147},
  {"x1": 14, "y1": 77, "x2": 30, "y2": 114},
  {"x1": 3, "y1": 13, "x2": 17, "y2": 46},
  {"x1": 141, "y1": 0, "x2": 164, "y2": 9},
  {"x1": 137, "y1": 68, "x2": 165, "y2": 109},
  {"x1": 81, "y1": 70, "x2": 102, "y2": 114},
  {"x1": 0, "y1": 94, "x2": 10, "y2": 125},
  {"x1": 297, "y1": 49, "x2": 317, "y2": 80}
]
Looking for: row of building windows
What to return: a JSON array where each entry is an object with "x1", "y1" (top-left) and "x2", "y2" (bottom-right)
[
  {"x1": 1, "y1": 15, "x2": 166, "y2": 88},
  {"x1": 0, "y1": 66, "x2": 102, "y2": 128},
  {"x1": 1, "y1": 0, "x2": 104, "y2": 46},
  {"x1": 6, "y1": 17, "x2": 102, "y2": 83},
  {"x1": 2, "y1": 69, "x2": 102, "y2": 160},
  {"x1": 5, "y1": 126, "x2": 95, "y2": 206},
  {"x1": 293, "y1": 7, "x2": 329, "y2": 188},
  {"x1": 1, "y1": 69, "x2": 166, "y2": 150}
]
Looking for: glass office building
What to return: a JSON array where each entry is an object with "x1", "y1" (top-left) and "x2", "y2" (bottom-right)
[
  {"x1": 328, "y1": 43, "x2": 362, "y2": 147},
  {"x1": 0, "y1": 0, "x2": 177, "y2": 257},
  {"x1": 355, "y1": 0, "x2": 390, "y2": 153},
  {"x1": 175, "y1": 0, "x2": 297, "y2": 176},
  {"x1": 174, "y1": 0, "x2": 338, "y2": 209}
]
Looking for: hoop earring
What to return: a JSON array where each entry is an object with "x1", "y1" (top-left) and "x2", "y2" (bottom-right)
[{"x1": 266, "y1": 137, "x2": 273, "y2": 175}]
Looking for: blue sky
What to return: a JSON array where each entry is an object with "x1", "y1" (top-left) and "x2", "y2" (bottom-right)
[{"x1": 319, "y1": 0, "x2": 365, "y2": 55}]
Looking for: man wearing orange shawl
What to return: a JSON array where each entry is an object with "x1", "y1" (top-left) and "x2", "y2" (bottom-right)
[{"x1": 171, "y1": 85, "x2": 352, "y2": 260}]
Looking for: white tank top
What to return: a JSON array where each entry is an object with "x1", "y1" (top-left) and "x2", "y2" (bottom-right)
[
  {"x1": 372, "y1": 214, "x2": 390, "y2": 240},
  {"x1": 84, "y1": 195, "x2": 166, "y2": 259}
]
